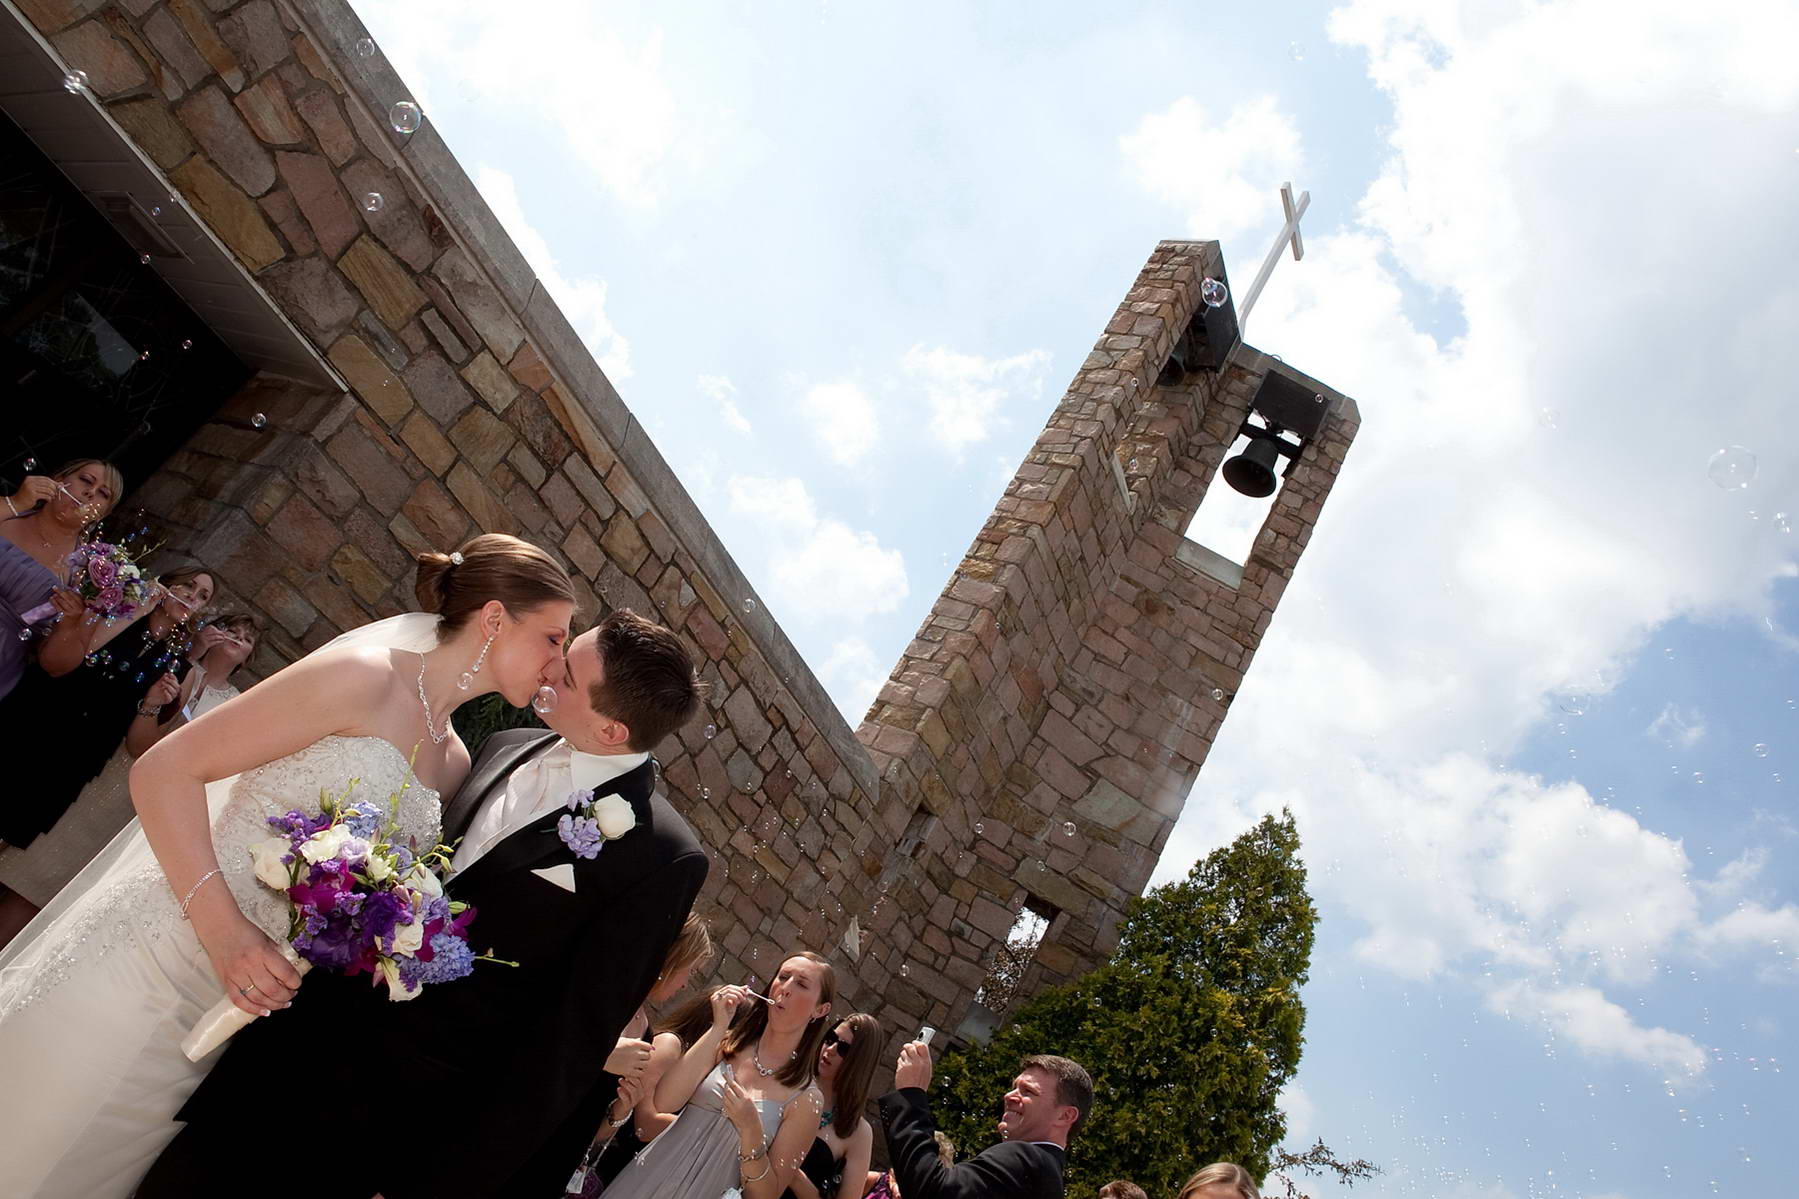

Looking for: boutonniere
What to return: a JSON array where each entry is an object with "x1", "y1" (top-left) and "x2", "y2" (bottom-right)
[{"x1": 556, "y1": 787, "x2": 637, "y2": 859}]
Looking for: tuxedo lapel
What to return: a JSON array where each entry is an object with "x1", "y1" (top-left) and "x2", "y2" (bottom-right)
[
  {"x1": 441, "y1": 730, "x2": 556, "y2": 844},
  {"x1": 448, "y1": 757, "x2": 659, "y2": 894}
]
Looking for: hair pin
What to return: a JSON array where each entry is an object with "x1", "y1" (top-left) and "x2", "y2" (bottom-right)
[{"x1": 448, "y1": 551, "x2": 464, "y2": 565}]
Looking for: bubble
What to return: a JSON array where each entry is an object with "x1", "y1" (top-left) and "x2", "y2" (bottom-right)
[
  {"x1": 1200, "y1": 277, "x2": 1229, "y2": 308},
  {"x1": 180, "y1": 338, "x2": 193, "y2": 350},
  {"x1": 139, "y1": 253, "x2": 151, "y2": 265},
  {"x1": 388, "y1": 101, "x2": 422, "y2": 134},
  {"x1": 250, "y1": 413, "x2": 267, "y2": 429},
  {"x1": 704, "y1": 723, "x2": 716, "y2": 739},
  {"x1": 1538, "y1": 407, "x2": 1559, "y2": 429},
  {"x1": 1035, "y1": 859, "x2": 1047, "y2": 871},
  {"x1": 743, "y1": 597, "x2": 756, "y2": 613},
  {"x1": 1664, "y1": 647, "x2": 1675, "y2": 660},
  {"x1": 1707, "y1": 445, "x2": 1756, "y2": 490},
  {"x1": 1693, "y1": 772, "x2": 1705, "y2": 784},
  {"x1": 150, "y1": 204, "x2": 162, "y2": 217},
  {"x1": 456, "y1": 671, "x2": 474, "y2": 691},
  {"x1": 17, "y1": 627, "x2": 32, "y2": 641},
  {"x1": 532, "y1": 685, "x2": 558, "y2": 715},
  {"x1": 1556, "y1": 722, "x2": 1568, "y2": 736},
  {"x1": 700, "y1": 786, "x2": 710, "y2": 799},
  {"x1": 1753, "y1": 743, "x2": 1770, "y2": 758},
  {"x1": 362, "y1": 192, "x2": 384, "y2": 213},
  {"x1": 22, "y1": 457, "x2": 36, "y2": 472},
  {"x1": 974, "y1": 821, "x2": 985, "y2": 835},
  {"x1": 356, "y1": 37, "x2": 376, "y2": 57},
  {"x1": 1560, "y1": 694, "x2": 1590, "y2": 716},
  {"x1": 1776, "y1": 773, "x2": 1785, "y2": 784},
  {"x1": 1777, "y1": 512, "x2": 1792, "y2": 534},
  {"x1": 1062, "y1": 820, "x2": 1076, "y2": 837},
  {"x1": 137, "y1": 350, "x2": 149, "y2": 362},
  {"x1": 62, "y1": 70, "x2": 89, "y2": 94},
  {"x1": 1211, "y1": 687, "x2": 1225, "y2": 701},
  {"x1": 899, "y1": 964, "x2": 910, "y2": 977},
  {"x1": 1288, "y1": 41, "x2": 1305, "y2": 61}
]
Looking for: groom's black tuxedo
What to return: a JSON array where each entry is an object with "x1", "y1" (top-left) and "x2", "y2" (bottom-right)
[{"x1": 141, "y1": 728, "x2": 708, "y2": 1199}]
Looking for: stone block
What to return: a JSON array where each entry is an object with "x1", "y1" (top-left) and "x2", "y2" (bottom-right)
[
  {"x1": 337, "y1": 234, "x2": 425, "y2": 330},
  {"x1": 276, "y1": 150, "x2": 358, "y2": 258},
  {"x1": 401, "y1": 350, "x2": 477, "y2": 427},
  {"x1": 398, "y1": 410, "x2": 456, "y2": 476},
  {"x1": 110, "y1": 97, "x2": 196, "y2": 170},
  {"x1": 289, "y1": 443, "x2": 359, "y2": 519},
  {"x1": 418, "y1": 308, "x2": 470, "y2": 363},
  {"x1": 561, "y1": 524, "x2": 604, "y2": 579},
  {"x1": 538, "y1": 470, "x2": 582, "y2": 528},
  {"x1": 354, "y1": 311, "x2": 409, "y2": 370},
  {"x1": 505, "y1": 442, "x2": 547, "y2": 489},
  {"x1": 560, "y1": 456, "x2": 615, "y2": 520},
  {"x1": 329, "y1": 542, "x2": 389, "y2": 605},
  {"x1": 234, "y1": 76, "x2": 306, "y2": 146},
  {"x1": 167, "y1": 0, "x2": 244, "y2": 90},
  {"x1": 255, "y1": 575, "x2": 317, "y2": 638},
  {"x1": 326, "y1": 419, "x2": 413, "y2": 515},
  {"x1": 258, "y1": 256, "x2": 357, "y2": 341},
  {"x1": 51, "y1": 19, "x2": 147, "y2": 97},
  {"x1": 293, "y1": 89, "x2": 357, "y2": 166},
  {"x1": 460, "y1": 351, "x2": 518, "y2": 413},
  {"x1": 259, "y1": 189, "x2": 315, "y2": 256},
  {"x1": 430, "y1": 246, "x2": 524, "y2": 360},
  {"x1": 178, "y1": 86, "x2": 272, "y2": 194},
  {"x1": 170, "y1": 156, "x2": 283, "y2": 272},
  {"x1": 447, "y1": 405, "x2": 515, "y2": 474},
  {"x1": 142, "y1": 7, "x2": 213, "y2": 92},
  {"x1": 216, "y1": 0, "x2": 288, "y2": 79},
  {"x1": 507, "y1": 341, "x2": 553, "y2": 392},
  {"x1": 401, "y1": 477, "x2": 468, "y2": 549},
  {"x1": 723, "y1": 686, "x2": 774, "y2": 754},
  {"x1": 395, "y1": 122, "x2": 536, "y2": 310},
  {"x1": 505, "y1": 391, "x2": 575, "y2": 469},
  {"x1": 326, "y1": 334, "x2": 410, "y2": 425},
  {"x1": 342, "y1": 160, "x2": 434, "y2": 271},
  {"x1": 598, "y1": 513, "x2": 650, "y2": 576},
  {"x1": 265, "y1": 492, "x2": 339, "y2": 571},
  {"x1": 444, "y1": 461, "x2": 515, "y2": 536},
  {"x1": 16, "y1": 0, "x2": 107, "y2": 34}
]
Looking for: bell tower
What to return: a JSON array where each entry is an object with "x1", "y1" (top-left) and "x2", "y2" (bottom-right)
[{"x1": 850, "y1": 239, "x2": 1360, "y2": 1034}]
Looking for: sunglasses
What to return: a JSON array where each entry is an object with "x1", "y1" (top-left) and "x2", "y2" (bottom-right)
[{"x1": 823, "y1": 1030, "x2": 854, "y2": 1054}]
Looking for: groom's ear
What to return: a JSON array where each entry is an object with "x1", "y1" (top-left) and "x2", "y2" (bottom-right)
[{"x1": 597, "y1": 717, "x2": 634, "y2": 750}]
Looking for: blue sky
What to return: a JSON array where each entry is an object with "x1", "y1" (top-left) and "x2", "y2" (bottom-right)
[{"x1": 353, "y1": 1, "x2": 1798, "y2": 1194}]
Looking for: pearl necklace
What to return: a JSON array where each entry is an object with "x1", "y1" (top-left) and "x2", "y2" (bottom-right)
[{"x1": 415, "y1": 656, "x2": 451, "y2": 744}]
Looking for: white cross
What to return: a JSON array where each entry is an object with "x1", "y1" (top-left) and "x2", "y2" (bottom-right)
[{"x1": 1234, "y1": 182, "x2": 1310, "y2": 330}]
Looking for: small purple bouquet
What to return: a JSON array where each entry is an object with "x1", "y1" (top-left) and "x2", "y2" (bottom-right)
[
  {"x1": 181, "y1": 776, "x2": 511, "y2": 1061},
  {"x1": 64, "y1": 538, "x2": 155, "y2": 621}
]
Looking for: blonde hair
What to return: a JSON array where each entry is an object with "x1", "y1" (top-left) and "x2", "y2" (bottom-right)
[
  {"x1": 659, "y1": 913, "x2": 714, "y2": 982},
  {"x1": 1177, "y1": 1163, "x2": 1260, "y2": 1199},
  {"x1": 50, "y1": 458, "x2": 124, "y2": 520}
]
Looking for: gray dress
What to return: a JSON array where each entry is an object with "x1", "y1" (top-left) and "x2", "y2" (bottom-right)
[
  {"x1": 0, "y1": 535, "x2": 58, "y2": 702},
  {"x1": 603, "y1": 1060, "x2": 802, "y2": 1199}
]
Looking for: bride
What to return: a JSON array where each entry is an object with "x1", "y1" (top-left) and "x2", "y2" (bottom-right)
[{"x1": 0, "y1": 532, "x2": 576, "y2": 1198}]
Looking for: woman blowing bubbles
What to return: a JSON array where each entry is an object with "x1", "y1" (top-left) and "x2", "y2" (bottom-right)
[{"x1": 605, "y1": 951, "x2": 837, "y2": 1199}]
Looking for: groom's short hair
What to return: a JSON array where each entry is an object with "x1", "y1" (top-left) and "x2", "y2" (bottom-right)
[{"x1": 589, "y1": 609, "x2": 706, "y2": 751}]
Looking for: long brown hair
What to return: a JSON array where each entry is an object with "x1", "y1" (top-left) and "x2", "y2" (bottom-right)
[
  {"x1": 413, "y1": 533, "x2": 575, "y2": 633},
  {"x1": 654, "y1": 992, "x2": 721, "y2": 1050},
  {"x1": 720, "y1": 951, "x2": 837, "y2": 1089},
  {"x1": 826, "y1": 1012, "x2": 881, "y2": 1138},
  {"x1": 659, "y1": 913, "x2": 714, "y2": 985}
]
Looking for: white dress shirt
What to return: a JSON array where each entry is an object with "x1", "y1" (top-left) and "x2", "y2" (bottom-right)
[{"x1": 451, "y1": 740, "x2": 649, "y2": 873}]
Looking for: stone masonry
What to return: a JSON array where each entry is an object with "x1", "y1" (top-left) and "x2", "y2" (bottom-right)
[{"x1": 21, "y1": 0, "x2": 1358, "y2": 1052}]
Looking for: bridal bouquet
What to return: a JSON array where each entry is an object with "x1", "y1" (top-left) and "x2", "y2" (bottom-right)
[{"x1": 182, "y1": 777, "x2": 510, "y2": 1061}]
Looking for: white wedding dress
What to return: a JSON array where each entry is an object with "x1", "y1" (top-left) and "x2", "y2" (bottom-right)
[{"x1": 0, "y1": 616, "x2": 446, "y2": 1199}]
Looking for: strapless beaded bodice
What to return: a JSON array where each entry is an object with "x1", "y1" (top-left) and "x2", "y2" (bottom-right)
[{"x1": 1, "y1": 737, "x2": 441, "y2": 1013}]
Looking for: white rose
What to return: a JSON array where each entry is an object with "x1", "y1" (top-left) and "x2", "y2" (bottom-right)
[
  {"x1": 404, "y1": 863, "x2": 443, "y2": 898},
  {"x1": 378, "y1": 957, "x2": 419, "y2": 1001},
  {"x1": 247, "y1": 837, "x2": 294, "y2": 890},
  {"x1": 390, "y1": 917, "x2": 425, "y2": 955},
  {"x1": 363, "y1": 853, "x2": 394, "y2": 883},
  {"x1": 299, "y1": 824, "x2": 352, "y2": 864},
  {"x1": 591, "y1": 794, "x2": 637, "y2": 840}
]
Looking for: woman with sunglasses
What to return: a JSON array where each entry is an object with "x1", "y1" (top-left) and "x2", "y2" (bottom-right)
[{"x1": 783, "y1": 1013, "x2": 880, "y2": 1199}]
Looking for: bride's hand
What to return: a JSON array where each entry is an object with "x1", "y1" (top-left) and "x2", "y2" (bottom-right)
[{"x1": 194, "y1": 909, "x2": 302, "y2": 1017}]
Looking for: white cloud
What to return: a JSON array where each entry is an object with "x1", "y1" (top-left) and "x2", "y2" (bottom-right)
[
  {"x1": 357, "y1": 0, "x2": 680, "y2": 208},
  {"x1": 1487, "y1": 981, "x2": 1707, "y2": 1079},
  {"x1": 700, "y1": 374, "x2": 752, "y2": 435},
  {"x1": 725, "y1": 475, "x2": 909, "y2": 624},
  {"x1": 475, "y1": 166, "x2": 632, "y2": 380},
  {"x1": 1119, "y1": 95, "x2": 1304, "y2": 244},
  {"x1": 1146, "y1": 0, "x2": 1799, "y2": 1080},
  {"x1": 820, "y1": 637, "x2": 891, "y2": 726},
  {"x1": 1277, "y1": 1079, "x2": 1315, "y2": 1143},
  {"x1": 1646, "y1": 703, "x2": 1707, "y2": 751},
  {"x1": 899, "y1": 345, "x2": 1052, "y2": 458},
  {"x1": 795, "y1": 381, "x2": 879, "y2": 467}
]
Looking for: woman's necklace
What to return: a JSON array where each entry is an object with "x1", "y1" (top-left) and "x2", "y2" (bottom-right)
[
  {"x1": 415, "y1": 656, "x2": 451, "y2": 744},
  {"x1": 818, "y1": 1105, "x2": 835, "y2": 1129},
  {"x1": 751, "y1": 1040, "x2": 795, "y2": 1077}
]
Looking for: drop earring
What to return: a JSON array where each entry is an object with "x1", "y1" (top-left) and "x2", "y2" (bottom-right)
[{"x1": 458, "y1": 628, "x2": 496, "y2": 690}]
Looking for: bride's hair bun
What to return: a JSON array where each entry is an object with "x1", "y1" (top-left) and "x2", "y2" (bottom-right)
[{"x1": 412, "y1": 534, "x2": 575, "y2": 630}]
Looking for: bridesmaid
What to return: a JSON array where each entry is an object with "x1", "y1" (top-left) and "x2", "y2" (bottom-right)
[
  {"x1": 605, "y1": 951, "x2": 836, "y2": 1199},
  {"x1": 0, "y1": 460, "x2": 123, "y2": 701},
  {"x1": 784, "y1": 1013, "x2": 879, "y2": 1199},
  {"x1": 0, "y1": 565, "x2": 214, "y2": 853},
  {"x1": 0, "y1": 613, "x2": 258, "y2": 947}
]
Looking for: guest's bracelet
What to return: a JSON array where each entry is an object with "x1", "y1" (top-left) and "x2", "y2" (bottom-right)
[
  {"x1": 4, "y1": 495, "x2": 16, "y2": 516},
  {"x1": 605, "y1": 1103, "x2": 632, "y2": 1128},
  {"x1": 136, "y1": 702, "x2": 163, "y2": 718},
  {"x1": 741, "y1": 1157, "x2": 772, "y2": 1182},
  {"x1": 178, "y1": 868, "x2": 222, "y2": 918},
  {"x1": 738, "y1": 1141, "x2": 768, "y2": 1163}
]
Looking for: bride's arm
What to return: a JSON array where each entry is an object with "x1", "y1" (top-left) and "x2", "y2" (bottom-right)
[{"x1": 130, "y1": 647, "x2": 396, "y2": 1018}]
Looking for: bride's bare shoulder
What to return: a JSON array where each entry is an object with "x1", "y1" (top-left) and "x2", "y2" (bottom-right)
[{"x1": 274, "y1": 644, "x2": 415, "y2": 700}]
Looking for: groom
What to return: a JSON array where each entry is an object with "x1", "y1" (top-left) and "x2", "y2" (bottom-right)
[{"x1": 140, "y1": 609, "x2": 710, "y2": 1198}]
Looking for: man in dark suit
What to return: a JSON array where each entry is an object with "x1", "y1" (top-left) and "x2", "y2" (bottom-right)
[
  {"x1": 878, "y1": 1041, "x2": 1092, "y2": 1198},
  {"x1": 139, "y1": 609, "x2": 709, "y2": 1199}
]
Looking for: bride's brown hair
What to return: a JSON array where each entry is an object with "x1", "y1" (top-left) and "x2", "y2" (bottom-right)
[{"x1": 413, "y1": 533, "x2": 575, "y2": 631}]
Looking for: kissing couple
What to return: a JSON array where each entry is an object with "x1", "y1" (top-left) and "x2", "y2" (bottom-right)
[{"x1": 0, "y1": 533, "x2": 713, "y2": 1198}]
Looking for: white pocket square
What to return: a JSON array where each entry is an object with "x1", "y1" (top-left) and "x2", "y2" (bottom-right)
[{"x1": 531, "y1": 863, "x2": 577, "y2": 893}]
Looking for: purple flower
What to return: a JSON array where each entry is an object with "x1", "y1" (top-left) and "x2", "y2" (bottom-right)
[
  {"x1": 359, "y1": 889, "x2": 411, "y2": 946},
  {"x1": 87, "y1": 555, "x2": 117, "y2": 589},
  {"x1": 566, "y1": 787, "x2": 594, "y2": 812},
  {"x1": 343, "y1": 801, "x2": 384, "y2": 839},
  {"x1": 557, "y1": 813, "x2": 604, "y2": 859},
  {"x1": 398, "y1": 933, "x2": 476, "y2": 988}
]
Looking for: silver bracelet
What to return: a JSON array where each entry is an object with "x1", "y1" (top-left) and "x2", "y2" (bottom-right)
[
  {"x1": 741, "y1": 1157, "x2": 772, "y2": 1183},
  {"x1": 4, "y1": 495, "x2": 16, "y2": 516},
  {"x1": 178, "y1": 868, "x2": 222, "y2": 918}
]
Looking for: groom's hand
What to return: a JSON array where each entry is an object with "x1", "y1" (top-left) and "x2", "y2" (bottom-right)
[{"x1": 605, "y1": 1037, "x2": 653, "y2": 1078}]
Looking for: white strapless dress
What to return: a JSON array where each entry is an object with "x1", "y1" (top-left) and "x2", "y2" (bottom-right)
[{"x1": 0, "y1": 735, "x2": 441, "y2": 1199}]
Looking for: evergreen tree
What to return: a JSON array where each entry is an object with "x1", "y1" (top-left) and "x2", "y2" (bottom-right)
[{"x1": 931, "y1": 811, "x2": 1323, "y2": 1195}]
